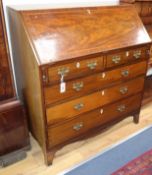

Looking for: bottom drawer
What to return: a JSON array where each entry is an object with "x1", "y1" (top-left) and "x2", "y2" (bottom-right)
[{"x1": 48, "y1": 94, "x2": 142, "y2": 147}]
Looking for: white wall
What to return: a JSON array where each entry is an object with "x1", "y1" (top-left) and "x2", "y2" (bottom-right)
[
  {"x1": 3, "y1": 0, "x2": 119, "y2": 7},
  {"x1": 2, "y1": 0, "x2": 118, "y2": 96}
]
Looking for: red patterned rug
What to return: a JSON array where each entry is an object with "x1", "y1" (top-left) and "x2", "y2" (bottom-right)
[{"x1": 112, "y1": 149, "x2": 152, "y2": 175}]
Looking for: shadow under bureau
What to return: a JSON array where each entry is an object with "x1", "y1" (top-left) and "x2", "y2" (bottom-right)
[{"x1": 8, "y1": 5, "x2": 151, "y2": 165}]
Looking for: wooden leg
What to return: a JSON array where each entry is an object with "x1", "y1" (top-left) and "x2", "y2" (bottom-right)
[
  {"x1": 133, "y1": 113, "x2": 140, "y2": 124},
  {"x1": 45, "y1": 150, "x2": 56, "y2": 166}
]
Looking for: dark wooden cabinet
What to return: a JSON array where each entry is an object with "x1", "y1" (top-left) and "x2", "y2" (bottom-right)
[
  {"x1": 0, "y1": 3, "x2": 14, "y2": 101},
  {"x1": 8, "y1": 5, "x2": 151, "y2": 165},
  {"x1": 0, "y1": 0, "x2": 30, "y2": 166},
  {"x1": 0, "y1": 100, "x2": 29, "y2": 156}
]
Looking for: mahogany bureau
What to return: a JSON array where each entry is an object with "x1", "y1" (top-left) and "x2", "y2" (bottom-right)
[
  {"x1": 0, "y1": 0, "x2": 30, "y2": 166},
  {"x1": 8, "y1": 5, "x2": 151, "y2": 165}
]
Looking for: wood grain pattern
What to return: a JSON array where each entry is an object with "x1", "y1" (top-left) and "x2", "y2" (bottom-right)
[
  {"x1": 8, "y1": 5, "x2": 151, "y2": 165},
  {"x1": 42, "y1": 46, "x2": 149, "y2": 86},
  {"x1": 0, "y1": 0, "x2": 14, "y2": 100},
  {"x1": 46, "y1": 76, "x2": 144, "y2": 125},
  {"x1": 8, "y1": 8, "x2": 47, "y2": 162},
  {"x1": 121, "y1": 0, "x2": 152, "y2": 24},
  {"x1": 120, "y1": 0, "x2": 152, "y2": 67},
  {"x1": 48, "y1": 94, "x2": 142, "y2": 147},
  {"x1": 0, "y1": 0, "x2": 30, "y2": 160},
  {"x1": 0, "y1": 100, "x2": 152, "y2": 175},
  {"x1": 44, "y1": 61, "x2": 147, "y2": 105},
  {"x1": 106, "y1": 46, "x2": 148, "y2": 68},
  {"x1": 0, "y1": 99, "x2": 30, "y2": 155},
  {"x1": 44, "y1": 55, "x2": 104, "y2": 85},
  {"x1": 18, "y1": 5, "x2": 151, "y2": 64}
]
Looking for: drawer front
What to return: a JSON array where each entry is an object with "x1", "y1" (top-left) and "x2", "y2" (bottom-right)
[
  {"x1": 46, "y1": 76, "x2": 145, "y2": 125},
  {"x1": 42, "y1": 56, "x2": 104, "y2": 85},
  {"x1": 44, "y1": 61, "x2": 147, "y2": 105},
  {"x1": 48, "y1": 94, "x2": 142, "y2": 147},
  {"x1": 106, "y1": 47, "x2": 148, "y2": 68}
]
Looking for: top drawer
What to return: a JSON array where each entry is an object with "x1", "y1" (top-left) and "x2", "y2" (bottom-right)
[
  {"x1": 42, "y1": 55, "x2": 104, "y2": 85},
  {"x1": 106, "y1": 47, "x2": 148, "y2": 68}
]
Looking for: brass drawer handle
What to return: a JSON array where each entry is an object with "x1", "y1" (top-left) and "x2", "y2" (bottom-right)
[
  {"x1": 74, "y1": 103, "x2": 84, "y2": 110},
  {"x1": 73, "y1": 82, "x2": 84, "y2": 91},
  {"x1": 87, "y1": 61, "x2": 97, "y2": 70},
  {"x1": 121, "y1": 70, "x2": 129, "y2": 77},
  {"x1": 112, "y1": 56, "x2": 121, "y2": 64},
  {"x1": 120, "y1": 87, "x2": 128, "y2": 94},
  {"x1": 117, "y1": 105, "x2": 126, "y2": 112},
  {"x1": 58, "y1": 67, "x2": 70, "y2": 76},
  {"x1": 73, "y1": 122, "x2": 83, "y2": 131},
  {"x1": 133, "y1": 50, "x2": 141, "y2": 59}
]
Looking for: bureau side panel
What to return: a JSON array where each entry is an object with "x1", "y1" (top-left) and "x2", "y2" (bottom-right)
[{"x1": 8, "y1": 9, "x2": 46, "y2": 151}]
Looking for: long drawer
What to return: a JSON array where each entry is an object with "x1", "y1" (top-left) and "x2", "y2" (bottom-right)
[
  {"x1": 42, "y1": 55, "x2": 104, "y2": 85},
  {"x1": 106, "y1": 46, "x2": 148, "y2": 68},
  {"x1": 44, "y1": 61, "x2": 147, "y2": 105},
  {"x1": 46, "y1": 76, "x2": 145, "y2": 125},
  {"x1": 48, "y1": 94, "x2": 142, "y2": 147}
]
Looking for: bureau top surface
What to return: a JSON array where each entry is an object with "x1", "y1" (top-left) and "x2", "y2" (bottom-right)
[{"x1": 17, "y1": 5, "x2": 151, "y2": 65}]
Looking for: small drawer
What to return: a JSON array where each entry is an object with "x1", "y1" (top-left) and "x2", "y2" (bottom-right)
[
  {"x1": 44, "y1": 61, "x2": 147, "y2": 105},
  {"x1": 41, "y1": 55, "x2": 104, "y2": 85},
  {"x1": 46, "y1": 76, "x2": 145, "y2": 125},
  {"x1": 106, "y1": 47, "x2": 148, "y2": 68},
  {"x1": 48, "y1": 94, "x2": 142, "y2": 147}
]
